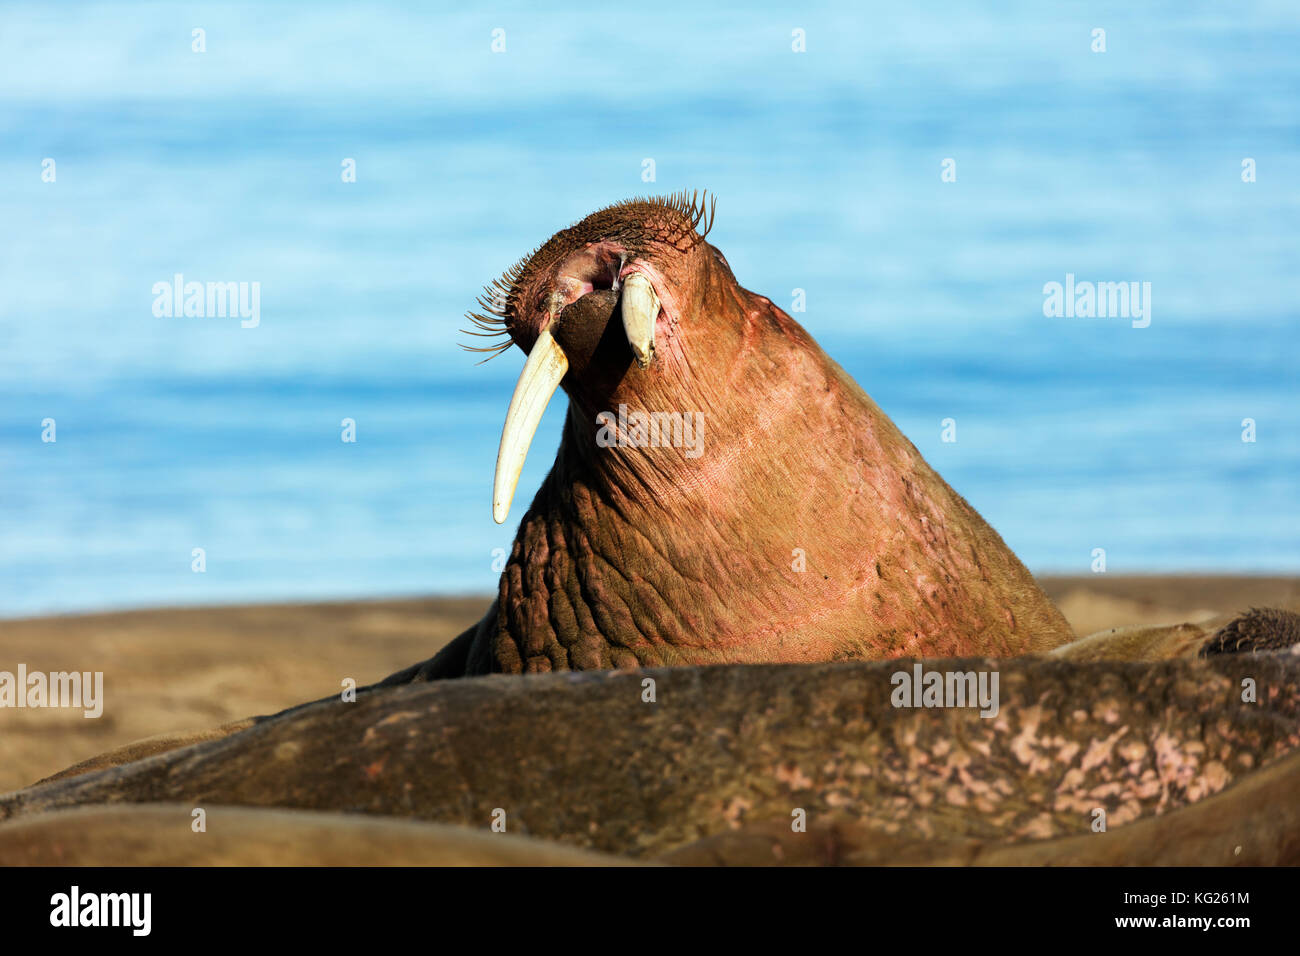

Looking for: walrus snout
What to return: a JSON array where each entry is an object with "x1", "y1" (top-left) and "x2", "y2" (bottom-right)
[
  {"x1": 519, "y1": 241, "x2": 663, "y2": 369},
  {"x1": 553, "y1": 287, "x2": 625, "y2": 380},
  {"x1": 486, "y1": 194, "x2": 705, "y2": 524}
]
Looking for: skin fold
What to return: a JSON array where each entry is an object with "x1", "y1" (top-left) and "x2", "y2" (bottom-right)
[{"x1": 406, "y1": 193, "x2": 1076, "y2": 679}]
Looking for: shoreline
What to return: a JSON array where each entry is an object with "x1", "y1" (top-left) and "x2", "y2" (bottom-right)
[{"x1": 4, "y1": 574, "x2": 1298, "y2": 627}]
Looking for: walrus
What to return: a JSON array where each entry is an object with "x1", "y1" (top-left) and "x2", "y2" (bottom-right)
[
  {"x1": 5, "y1": 651, "x2": 1299, "y2": 864},
  {"x1": 404, "y1": 192, "x2": 1075, "y2": 679}
]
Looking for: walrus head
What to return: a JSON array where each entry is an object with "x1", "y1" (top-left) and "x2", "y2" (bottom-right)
[
  {"x1": 466, "y1": 192, "x2": 723, "y2": 523},
  {"x1": 438, "y1": 192, "x2": 1074, "y2": 676}
]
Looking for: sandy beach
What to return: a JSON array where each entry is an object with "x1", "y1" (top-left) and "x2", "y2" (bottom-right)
[{"x1": 2, "y1": 576, "x2": 1297, "y2": 794}]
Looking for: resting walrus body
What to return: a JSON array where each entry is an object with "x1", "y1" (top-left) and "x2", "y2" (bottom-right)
[{"x1": 404, "y1": 193, "x2": 1074, "y2": 679}]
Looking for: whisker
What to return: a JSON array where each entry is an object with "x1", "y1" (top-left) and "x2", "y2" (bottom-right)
[
  {"x1": 463, "y1": 191, "x2": 718, "y2": 366},
  {"x1": 460, "y1": 337, "x2": 515, "y2": 364}
]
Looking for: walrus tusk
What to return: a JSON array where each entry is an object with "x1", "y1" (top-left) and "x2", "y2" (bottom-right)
[
  {"x1": 620, "y1": 273, "x2": 659, "y2": 369},
  {"x1": 493, "y1": 328, "x2": 569, "y2": 524}
]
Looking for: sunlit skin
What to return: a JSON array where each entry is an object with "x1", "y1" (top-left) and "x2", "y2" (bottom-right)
[{"x1": 422, "y1": 193, "x2": 1076, "y2": 677}]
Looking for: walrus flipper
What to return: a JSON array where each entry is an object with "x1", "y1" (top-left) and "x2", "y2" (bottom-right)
[{"x1": 1200, "y1": 607, "x2": 1300, "y2": 657}]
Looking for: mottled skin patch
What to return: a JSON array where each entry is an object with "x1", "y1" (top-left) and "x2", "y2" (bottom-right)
[
  {"x1": 663, "y1": 748, "x2": 1300, "y2": 866},
  {"x1": 3, "y1": 652, "x2": 1296, "y2": 860}
]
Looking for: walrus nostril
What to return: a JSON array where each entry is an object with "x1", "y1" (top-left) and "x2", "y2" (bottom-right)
[
  {"x1": 555, "y1": 244, "x2": 625, "y2": 296},
  {"x1": 460, "y1": 192, "x2": 715, "y2": 364}
]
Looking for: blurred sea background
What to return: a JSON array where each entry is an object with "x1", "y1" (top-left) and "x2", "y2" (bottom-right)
[{"x1": 1, "y1": 2, "x2": 1297, "y2": 618}]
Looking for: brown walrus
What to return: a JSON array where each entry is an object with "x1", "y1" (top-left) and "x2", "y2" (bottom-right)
[
  {"x1": 403, "y1": 192, "x2": 1074, "y2": 679},
  {"x1": 5, "y1": 650, "x2": 1299, "y2": 864}
]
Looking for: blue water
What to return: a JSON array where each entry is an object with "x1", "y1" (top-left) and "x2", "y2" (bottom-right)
[{"x1": 2, "y1": 2, "x2": 1297, "y2": 617}]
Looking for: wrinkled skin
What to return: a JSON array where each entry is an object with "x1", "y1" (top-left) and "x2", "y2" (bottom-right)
[{"x1": 402, "y1": 194, "x2": 1074, "y2": 679}]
